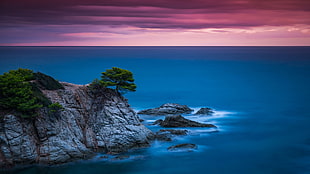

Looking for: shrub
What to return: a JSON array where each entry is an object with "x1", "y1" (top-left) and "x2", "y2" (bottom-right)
[
  {"x1": 48, "y1": 102, "x2": 64, "y2": 113},
  {"x1": 0, "y1": 68, "x2": 42, "y2": 118},
  {"x1": 88, "y1": 78, "x2": 102, "y2": 92},
  {"x1": 34, "y1": 72, "x2": 64, "y2": 90},
  {"x1": 0, "y1": 69, "x2": 64, "y2": 118}
]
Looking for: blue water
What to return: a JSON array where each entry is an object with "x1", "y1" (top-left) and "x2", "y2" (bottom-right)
[{"x1": 1, "y1": 46, "x2": 310, "y2": 174}]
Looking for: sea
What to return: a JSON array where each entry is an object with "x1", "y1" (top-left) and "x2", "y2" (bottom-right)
[{"x1": 0, "y1": 46, "x2": 310, "y2": 174}]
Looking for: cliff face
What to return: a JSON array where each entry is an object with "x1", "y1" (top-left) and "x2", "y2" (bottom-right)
[{"x1": 0, "y1": 82, "x2": 153, "y2": 167}]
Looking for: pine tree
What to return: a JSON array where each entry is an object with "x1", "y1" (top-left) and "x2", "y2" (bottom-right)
[{"x1": 100, "y1": 67, "x2": 137, "y2": 94}]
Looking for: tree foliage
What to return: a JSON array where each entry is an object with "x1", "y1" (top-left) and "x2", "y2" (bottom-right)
[
  {"x1": 100, "y1": 67, "x2": 136, "y2": 94},
  {"x1": 0, "y1": 68, "x2": 42, "y2": 117},
  {"x1": 0, "y1": 68, "x2": 65, "y2": 118}
]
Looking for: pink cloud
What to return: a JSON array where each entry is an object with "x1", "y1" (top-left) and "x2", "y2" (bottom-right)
[{"x1": 0, "y1": 0, "x2": 309, "y2": 45}]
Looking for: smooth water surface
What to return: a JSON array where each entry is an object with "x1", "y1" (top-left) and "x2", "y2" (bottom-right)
[{"x1": 1, "y1": 46, "x2": 310, "y2": 174}]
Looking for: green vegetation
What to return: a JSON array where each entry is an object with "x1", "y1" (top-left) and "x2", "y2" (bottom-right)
[
  {"x1": 0, "y1": 69, "x2": 42, "y2": 117},
  {"x1": 92, "y1": 67, "x2": 137, "y2": 94},
  {"x1": 88, "y1": 78, "x2": 102, "y2": 92},
  {"x1": 0, "y1": 67, "x2": 134, "y2": 118},
  {"x1": 48, "y1": 102, "x2": 64, "y2": 114},
  {"x1": 30, "y1": 82, "x2": 52, "y2": 107},
  {"x1": 34, "y1": 72, "x2": 64, "y2": 90},
  {"x1": 0, "y1": 68, "x2": 64, "y2": 118}
]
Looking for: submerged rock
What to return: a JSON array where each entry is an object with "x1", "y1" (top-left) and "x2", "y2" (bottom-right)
[
  {"x1": 195, "y1": 108, "x2": 214, "y2": 115},
  {"x1": 158, "y1": 129, "x2": 188, "y2": 135},
  {"x1": 111, "y1": 155, "x2": 130, "y2": 161},
  {"x1": 138, "y1": 103, "x2": 193, "y2": 115},
  {"x1": 0, "y1": 82, "x2": 153, "y2": 168},
  {"x1": 159, "y1": 115, "x2": 216, "y2": 128},
  {"x1": 154, "y1": 129, "x2": 188, "y2": 141},
  {"x1": 155, "y1": 131, "x2": 172, "y2": 141},
  {"x1": 167, "y1": 143, "x2": 197, "y2": 152}
]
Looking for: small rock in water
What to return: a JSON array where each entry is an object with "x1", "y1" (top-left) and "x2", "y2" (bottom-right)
[
  {"x1": 155, "y1": 131, "x2": 172, "y2": 141},
  {"x1": 167, "y1": 143, "x2": 198, "y2": 152},
  {"x1": 195, "y1": 107, "x2": 214, "y2": 115},
  {"x1": 138, "y1": 103, "x2": 193, "y2": 115},
  {"x1": 159, "y1": 115, "x2": 216, "y2": 128},
  {"x1": 158, "y1": 129, "x2": 188, "y2": 135},
  {"x1": 154, "y1": 129, "x2": 188, "y2": 141}
]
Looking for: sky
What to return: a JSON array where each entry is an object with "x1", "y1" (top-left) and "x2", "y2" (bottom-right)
[{"x1": 0, "y1": 0, "x2": 309, "y2": 46}]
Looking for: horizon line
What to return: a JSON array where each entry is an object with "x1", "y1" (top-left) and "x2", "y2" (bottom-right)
[{"x1": 1, "y1": 45, "x2": 309, "y2": 47}]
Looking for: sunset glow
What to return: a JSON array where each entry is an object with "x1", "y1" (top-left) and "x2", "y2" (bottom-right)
[{"x1": 0, "y1": 0, "x2": 309, "y2": 46}]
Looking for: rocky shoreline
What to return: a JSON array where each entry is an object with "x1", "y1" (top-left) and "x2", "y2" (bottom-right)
[
  {"x1": 138, "y1": 103, "x2": 217, "y2": 154},
  {"x1": 0, "y1": 82, "x2": 153, "y2": 168},
  {"x1": 1, "y1": 83, "x2": 217, "y2": 169}
]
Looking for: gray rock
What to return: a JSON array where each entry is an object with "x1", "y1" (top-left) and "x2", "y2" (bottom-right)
[
  {"x1": 158, "y1": 129, "x2": 188, "y2": 135},
  {"x1": 159, "y1": 115, "x2": 216, "y2": 128},
  {"x1": 195, "y1": 108, "x2": 214, "y2": 115},
  {"x1": 138, "y1": 103, "x2": 193, "y2": 115},
  {"x1": 0, "y1": 82, "x2": 153, "y2": 167},
  {"x1": 154, "y1": 129, "x2": 188, "y2": 141},
  {"x1": 154, "y1": 131, "x2": 172, "y2": 141},
  {"x1": 152, "y1": 119, "x2": 163, "y2": 125},
  {"x1": 167, "y1": 143, "x2": 197, "y2": 152}
]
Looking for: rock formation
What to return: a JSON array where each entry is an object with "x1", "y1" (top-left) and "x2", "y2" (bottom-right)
[
  {"x1": 167, "y1": 143, "x2": 197, "y2": 152},
  {"x1": 157, "y1": 129, "x2": 188, "y2": 135},
  {"x1": 137, "y1": 103, "x2": 193, "y2": 115},
  {"x1": 0, "y1": 82, "x2": 153, "y2": 167},
  {"x1": 154, "y1": 129, "x2": 188, "y2": 141},
  {"x1": 156, "y1": 115, "x2": 216, "y2": 128},
  {"x1": 195, "y1": 107, "x2": 214, "y2": 115}
]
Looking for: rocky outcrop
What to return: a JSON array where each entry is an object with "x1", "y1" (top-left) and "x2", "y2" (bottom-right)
[
  {"x1": 154, "y1": 129, "x2": 188, "y2": 141},
  {"x1": 195, "y1": 108, "x2": 214, "y2": 115},
  {"x1": 167, "y1": 143, "x2": 197, "y2": 152},
  {"x1": 137, "y1": 103, "x2": 193, "y2": 115},
  {"x1": 0, "y1": 82, "x2": 153, "y2": 168},
  {"x1": 157, "y1": 115, "x2": 216, "y2": 128}
]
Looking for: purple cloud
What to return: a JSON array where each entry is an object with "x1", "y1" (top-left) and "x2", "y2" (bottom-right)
[{"x1": 0, "y1": 0, "x2": 309, "y2": 45}]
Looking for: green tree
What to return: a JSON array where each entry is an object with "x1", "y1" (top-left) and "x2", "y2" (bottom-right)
[
  {"x1": 100, "y1": 67, "x2": 137, "y2": 94},
  {"x1": 0, "y1": 68, "x2": 42, "y2": 117}
]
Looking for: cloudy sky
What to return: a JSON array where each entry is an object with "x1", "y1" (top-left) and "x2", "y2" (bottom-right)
[{"x1": 0, "y1": 0, "x2": 309, "y2": 46}]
